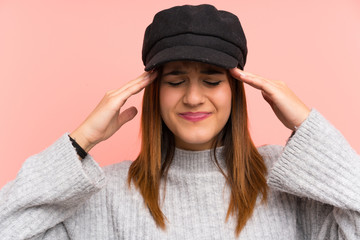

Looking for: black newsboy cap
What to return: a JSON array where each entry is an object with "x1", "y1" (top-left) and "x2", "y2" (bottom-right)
[{"x1": 142, "y1": 4, "x2": 248, "y2": 71}]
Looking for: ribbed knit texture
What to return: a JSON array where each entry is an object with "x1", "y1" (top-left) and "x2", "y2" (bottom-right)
[{"x1": 0, "y1": 109, "x2": 359, "y2": 239}]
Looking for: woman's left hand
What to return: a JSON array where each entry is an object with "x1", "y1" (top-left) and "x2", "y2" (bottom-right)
[{"x1": 229, "y1": 68, "x2": 311, "y2": 131}]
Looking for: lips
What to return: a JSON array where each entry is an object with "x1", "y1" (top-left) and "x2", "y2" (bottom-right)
[{"x1": 178, "y1": 112, "x2": 212, "y2": 122}]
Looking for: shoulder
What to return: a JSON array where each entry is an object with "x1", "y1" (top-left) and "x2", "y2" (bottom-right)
[
  {"x1": 102, "y1": 160, "x2": 133, "y2": 181},
  {"x1": 257, "y1": 144, "x2": 284, "y2": 170},
  {"x1": 93, "y1": 160, "x2": 138, "y2": 200}
]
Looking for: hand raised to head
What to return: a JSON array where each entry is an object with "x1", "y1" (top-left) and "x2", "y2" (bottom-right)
[
  {"x1": 229, "y1": 68, "x2": 310, "y2": 131},
  {"x1": 70, "y1": 71, "x2": 157, "y2": 152}
]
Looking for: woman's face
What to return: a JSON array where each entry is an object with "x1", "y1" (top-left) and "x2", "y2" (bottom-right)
[{"x1": 159, "y1": 61, "x2": 232, "y2": 151}]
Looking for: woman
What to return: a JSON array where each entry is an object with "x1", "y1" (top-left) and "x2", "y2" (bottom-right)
[{"x1": 1, "y1": 4, "x2": 359, "y2": 239}]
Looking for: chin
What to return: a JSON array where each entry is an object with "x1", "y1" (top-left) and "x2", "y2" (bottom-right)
[{"x1": 175, "y1": 132, "x2": 216, "y2": 150}]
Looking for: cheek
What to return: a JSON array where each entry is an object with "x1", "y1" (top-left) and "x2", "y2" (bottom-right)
[
  {"x1": 212, "y1": 85, "x2": 232, "y2": 114},
  {"x1": 159, "y1": 86, "x2": 180, "y2": 118}
]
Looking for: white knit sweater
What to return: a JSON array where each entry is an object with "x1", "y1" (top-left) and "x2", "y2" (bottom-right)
[{"x1": 0, "y1": 109, "x2": 359, "y2": 239}]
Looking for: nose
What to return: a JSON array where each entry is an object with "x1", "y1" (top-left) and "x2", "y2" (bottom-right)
[{"x1": 182, "y1": 82, "x2": 205, "y2": 107}]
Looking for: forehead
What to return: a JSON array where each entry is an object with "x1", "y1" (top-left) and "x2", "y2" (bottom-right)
[{"x1": 162, "y1": 61, "x2": 226, "y2": 72}]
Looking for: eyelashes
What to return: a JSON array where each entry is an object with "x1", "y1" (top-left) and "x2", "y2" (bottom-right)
[
  {"x1": 167, "y1": 81, "x2": 221, "y2": 86},
  {"x1": 204, "y1": 81, "x2": 221, "y2": 86},
  {"x1": 167, "y1": 81, "x2": 184, "y2": 86}
]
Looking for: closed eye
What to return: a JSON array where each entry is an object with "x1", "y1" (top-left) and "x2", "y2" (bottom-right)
[
  {"x1": 167, "y1": 81, "x2": 185, "y2": 86},
  {"x1": 204, "y1": 81, "x2": 221, "y2": 86}
]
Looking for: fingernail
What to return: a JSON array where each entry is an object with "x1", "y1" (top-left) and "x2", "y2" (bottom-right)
[
  {"x1": 239, "y1": 71, "x2": 246, "y2": 77},
  {"x1": 143, "y1": 74, "x2": 150, "y2": 80}
]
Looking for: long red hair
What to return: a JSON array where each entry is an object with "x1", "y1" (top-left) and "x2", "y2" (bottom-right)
[{"x1": 128, "y1": 68, "x2": 268, "y2": 236}]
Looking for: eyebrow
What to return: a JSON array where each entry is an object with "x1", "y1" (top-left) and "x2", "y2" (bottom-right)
[
  {"x1": 162, "y1": 68, "x2": 225, "y2": 77},
  {"x1": 162, "y1": 70, "x2": 187, "y2": 77},
  {"x1": 200, "y1": 69, "x2": 225, "y2": 75}
]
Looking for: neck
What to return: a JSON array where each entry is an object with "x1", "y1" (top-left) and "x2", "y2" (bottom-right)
[{"x1": 168, "y1": 146, "x2": 226, "y2": 173}]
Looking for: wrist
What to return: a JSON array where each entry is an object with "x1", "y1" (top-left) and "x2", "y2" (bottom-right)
[{"x1": 69, "y1": 130, "x2": 96, "y2": 153}]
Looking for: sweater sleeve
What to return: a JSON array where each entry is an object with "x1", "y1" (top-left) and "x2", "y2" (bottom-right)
[
  {"x1": 0, "y1": 134, "x2": 106, "y2": 240},
  {"x1": 267, "y1": 109, "x2": 360, "y2": 239}
]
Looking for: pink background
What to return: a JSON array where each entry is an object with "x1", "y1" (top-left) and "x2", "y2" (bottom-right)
[{"x1": 1, "y1": 0, "x2": 359, "y2": 188}]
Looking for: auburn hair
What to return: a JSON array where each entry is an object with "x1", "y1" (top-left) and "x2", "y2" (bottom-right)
[{"x1": 128, "y1": 67, "x2": 268, "y2": 236}]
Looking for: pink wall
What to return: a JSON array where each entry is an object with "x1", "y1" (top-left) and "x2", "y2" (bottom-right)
[{"x1": 1, "y1": 0, "x2": 359, "y2": 188}]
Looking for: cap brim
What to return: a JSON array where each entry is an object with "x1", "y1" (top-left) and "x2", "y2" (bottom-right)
[{"x1": 144, "y1": 45, "x2": 239, "y2": 71}]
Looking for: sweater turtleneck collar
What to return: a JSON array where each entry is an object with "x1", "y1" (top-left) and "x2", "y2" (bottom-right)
[{"x1": 168, "y1": 146, "x2": 227, "y2": 173}]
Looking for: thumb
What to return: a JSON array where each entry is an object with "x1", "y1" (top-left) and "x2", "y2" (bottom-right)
[
  {"x1": 261, "y1": 91, "x2": 274, "y2": 106},
  {"x1": 118, "y1": 106, "x2": 138, "y2": 127}
]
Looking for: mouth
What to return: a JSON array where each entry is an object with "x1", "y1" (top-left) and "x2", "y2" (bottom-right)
[{"x1": 178, "y1": 112, "x2": 212, "y2": 122}]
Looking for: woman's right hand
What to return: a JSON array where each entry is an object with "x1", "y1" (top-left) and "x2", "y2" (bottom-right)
[{"x1": 69, "y1": 71, "x2": 157, "y2": 152}]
